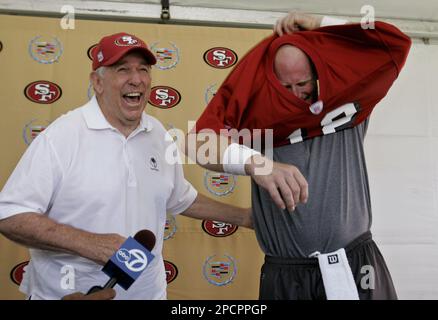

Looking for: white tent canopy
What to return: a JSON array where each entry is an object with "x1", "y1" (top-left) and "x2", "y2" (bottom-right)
[{"x1": 1, "y1": 0, "x2": 438, "y2": 39}]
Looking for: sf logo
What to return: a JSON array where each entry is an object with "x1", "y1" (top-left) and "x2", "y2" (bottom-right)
[
  {"x1": 121, "y1": 36, "x2": 138, "y2": 45},
  {"x1": 212, "y1": 50, "x2": 233, "y2": 67},
  {"x1": 34, "y1": 83, "x2": 57, "y2": 102},
  {"x1": 211, "y1": 221, "x2": 233, "y2": 235},
  {"x1": 155, "y1": 88, "x2": 176, "y2": 107},
  {"x1": 149, "y1": 86, "x2": 181, "y2": 109}
]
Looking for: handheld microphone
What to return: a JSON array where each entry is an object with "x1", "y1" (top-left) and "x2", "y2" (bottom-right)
[{"x1": 87, "y1": 230, "x2": 156, "y2": 295}]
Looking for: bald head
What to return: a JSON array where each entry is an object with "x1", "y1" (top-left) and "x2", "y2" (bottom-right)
[{"x1": 274, "y1": 45, "x2": 317, "y2": 103}]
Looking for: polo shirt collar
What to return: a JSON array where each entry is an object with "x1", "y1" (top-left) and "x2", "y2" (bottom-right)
[{"x1": 82, "y1": 95, "x2": 153, "y2": 132}]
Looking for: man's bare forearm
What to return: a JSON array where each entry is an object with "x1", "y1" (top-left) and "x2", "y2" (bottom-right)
[
  {"x1": 185, "y1": 132, "x2": 228, "y2": 172},
  {"x1": 0, "y1": 212, "x2": 125, "y2": 265},
  {"x1": 181, "y1": 194, "x2": 253, "y2": 229}
]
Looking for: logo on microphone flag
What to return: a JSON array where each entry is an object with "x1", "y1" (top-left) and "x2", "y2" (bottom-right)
[{"x1": 103, "y1": 237, "x2": 155, "y2": 290}]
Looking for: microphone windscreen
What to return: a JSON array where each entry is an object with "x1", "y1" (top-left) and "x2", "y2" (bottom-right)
[{"x1": 134, "y1": 230, "x2": 156, "y2": 251}]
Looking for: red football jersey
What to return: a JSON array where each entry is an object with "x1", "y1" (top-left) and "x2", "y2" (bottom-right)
[{"x1": 195, "y1": 22, "x2": 411, "y2": 147}]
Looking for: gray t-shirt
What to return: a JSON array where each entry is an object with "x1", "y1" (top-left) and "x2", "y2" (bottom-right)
[{"x1": 251, "y1": 120, "x2": 372, "y2": 258}]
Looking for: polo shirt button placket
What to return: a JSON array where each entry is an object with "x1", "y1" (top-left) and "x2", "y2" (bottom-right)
[{"x1": 123, "y1": 140, "x2": 137, "y2": 187}]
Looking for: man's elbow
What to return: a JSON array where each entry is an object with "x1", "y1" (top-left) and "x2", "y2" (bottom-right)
[
  {"x1": 0, "y1": 212, "x2": 36, "y2": 238},
  {"x1": 0, "y1": 215, "x2": 14, "y2": 234},
  {"x1": 0, "y1": 215, "x2": 22, "y2": 243}
]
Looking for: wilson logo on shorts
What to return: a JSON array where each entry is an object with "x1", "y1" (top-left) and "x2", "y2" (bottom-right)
[
  {"x1": 203, "y1": 254, "x2": 236, "y2": 286},
  {"x1": 87, "y1": 43, "x2": 98, "y2": 60},
  {"x1": 164, "y1": 260, "x2": 178, "y2": 284},
  {"x1": 10, "y1": 261, "x2": 29, "y2": 285},
  {"x1": 24, "y1": 81, "x2": 62, "y2": 104},
  {"x1": 203, "y1": 47, "x2": 238, "y2": 69},
  {"x1": 149, "y1": 86, "x2": 181, "y2": 109},
  {"x1": 202, "y1": 220, "x2": 238, "y2": 237},
  {"x1": 328, "y1": 254, "x2": 339, "y2": 264}
]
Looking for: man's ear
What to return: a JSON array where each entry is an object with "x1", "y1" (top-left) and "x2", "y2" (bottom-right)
[{"x1": 90, "y1": 71, "x2": 104, "y2": 95}]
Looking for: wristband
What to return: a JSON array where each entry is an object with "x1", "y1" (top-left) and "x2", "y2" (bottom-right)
[
  {"x1": 222, "y1": 143, "x2": 261, "y2": 176},
  {"x1": 320, "y1": 16, "x2": 348, "y2": 27}
]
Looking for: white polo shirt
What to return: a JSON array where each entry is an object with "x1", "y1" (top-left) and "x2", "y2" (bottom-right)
[{"x1": 0, "y1": 96, "x2": 197, "y2": 299}]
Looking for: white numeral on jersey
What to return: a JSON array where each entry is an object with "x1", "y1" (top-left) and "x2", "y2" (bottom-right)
[
  {"x1": 288, "y1": 103, "x2": 359, "y2": 144},
  {"x1": 321, "y1": 103, "x2": 358, "y2": 134},
  {"x1": 288, "y1": 128, "x2": 304, "y2": 144}
]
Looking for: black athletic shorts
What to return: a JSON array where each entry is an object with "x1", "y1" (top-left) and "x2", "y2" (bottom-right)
[{"x1": 259, "y1": 231, "x2": 397, "y2": 300}]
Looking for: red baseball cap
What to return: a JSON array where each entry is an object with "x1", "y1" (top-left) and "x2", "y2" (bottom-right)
[{"x1": 91, "y1": 32, "x2": 157, "y2": 70}]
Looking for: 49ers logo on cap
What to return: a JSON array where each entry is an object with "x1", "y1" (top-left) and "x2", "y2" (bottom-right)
[
  {"x1": 203, "y1": 47, "x2": 238, "y2": 69},
  {"x1": 202, "y1": 220, "x2": 238, "y2": 237},
  {"x1": 10, "y1": 261, "x2": 29, "y2": 285},
  {"x1": 24, "y1": 80, "x2": 62, "y2": 104},
  {"x1": 115, "y1": 35, "x2": 140, "y2": 46},
  {"x1": 164, "y1": 260, "x2": 178, "y2": 284},
  {"x1": 149, "y1": 86, "x2": 181, "y2": 109}
]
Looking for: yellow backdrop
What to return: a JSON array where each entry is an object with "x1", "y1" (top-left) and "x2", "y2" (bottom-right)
[{"x1": 0, "y1": 14, "x2": 271, "y2": 299}]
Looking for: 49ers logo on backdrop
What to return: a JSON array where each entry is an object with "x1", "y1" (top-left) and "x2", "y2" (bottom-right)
[
  {"x1": 164, "y1": 260, "x2": 178, "y2": 284},
  {"x1": 24, "y1": 81, "x2": 62, "y2": 104},
  {"x1": 203, "y1": 47, "x2": 238, "y2": 69},
  {"x1": 149, "y1": 86, "x2": 181, "y2": 109},
  {"x1": 202, "y1": 220, "x2": 238, "y2": 237},
  {"x1": 10, "y1": 261, "x2": 29, "y2": 285}
]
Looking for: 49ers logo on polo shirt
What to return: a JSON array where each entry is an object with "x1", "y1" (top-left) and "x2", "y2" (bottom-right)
[
  {"x1": 202, "y1": 220, "x2": 238, "y2": 237},
  {"x1": 164, "y1": 260, "x2": 178, "y2": 284},
  {"x1": 10, "y1": 261, "x2": 29, "y2": 285},
  {"x1": 149, "y1": 86, "x2": 181, "y2": 109},
  {"x1": 24, "y1": 81, "x2": 62, "y2": 104},
  {"x1": 203, "y1": 47, "x2": 238, "y2": 69}
]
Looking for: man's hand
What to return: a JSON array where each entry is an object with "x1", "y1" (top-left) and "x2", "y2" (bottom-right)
[
  {"x1": 246, "y1": 155, "x2": 308, "y2": 212},
  {"x1": 62, "y1": 288, "x2": 116, "y2": 300},
  {"x1": 86, "y1": 233, "x2": 127, "y2": 265},
  {"x1": 274, "y1": 11, "x2": 322, "y2": 36}
]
